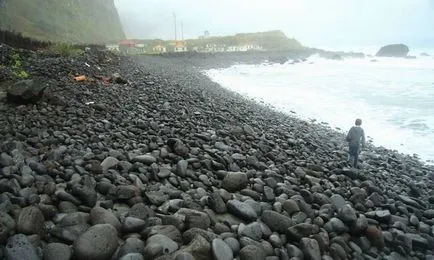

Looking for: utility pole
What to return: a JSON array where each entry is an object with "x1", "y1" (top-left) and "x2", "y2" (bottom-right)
[
  {"x1": 66, "y1": 2, "x2": 70, "y2": 42},
  {"x1": 181, "y1": 21, "x2": 184, "y2": 41},
  {"x1": 173, "y1": 12, "x2": 177, "y2": 41}
]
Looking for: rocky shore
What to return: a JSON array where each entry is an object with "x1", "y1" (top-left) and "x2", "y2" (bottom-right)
[{"x1": 0, "y1": 43, "x2": 434, "y2": 260}]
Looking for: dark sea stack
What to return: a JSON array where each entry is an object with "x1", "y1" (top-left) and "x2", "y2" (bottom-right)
[
  {"x1": 0, "y1": 44, "x2": 434, "y2": 260},
  {"x1": 376, "y1": 44, "x2": 410, "y2": 57}
]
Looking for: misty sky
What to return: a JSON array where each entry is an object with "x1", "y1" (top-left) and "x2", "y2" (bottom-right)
[{"x1": 115, "y1": 0, "x2": 434, "y2": 49}]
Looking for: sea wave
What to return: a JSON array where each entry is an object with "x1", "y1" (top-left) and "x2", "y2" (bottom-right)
[{"x1": 205, "y1": 55, "x2": 434, "y2": 163}]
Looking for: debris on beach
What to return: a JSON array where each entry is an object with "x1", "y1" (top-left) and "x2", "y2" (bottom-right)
[{"x1": 74, "y1": 75, "x2": 86, "y2": 82}]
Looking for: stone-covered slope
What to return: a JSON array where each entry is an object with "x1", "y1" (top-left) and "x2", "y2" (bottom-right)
[{"x1": 1, "y1": 45, "x2": 434, "y2": 260}]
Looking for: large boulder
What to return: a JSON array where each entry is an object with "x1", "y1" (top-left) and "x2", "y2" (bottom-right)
[
  {"x1": 17, "y1": 206, "x2": 45, "y2": 235},
  {"x1": 6, "y1": 79, "x2": 48, "y2": 104},
  {"x1": 73, "y1": 224, "x2": 119, "y2": 260},
  {"x1": 222, "y1": 172, "x2": 248, "y2": 192},
  {"x1": 5, "y1": 234, "x2": 40, "y2": 260},
  {"x1": 376, "y1": 44, "x2": 409, "y2": 57}
]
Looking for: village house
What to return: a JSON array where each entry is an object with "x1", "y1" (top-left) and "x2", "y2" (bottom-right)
[
  {"x1": 105, "y1": 44, "x2": 120, "y2": 52},
  {"x1": 118, "y1": 39, "x2": 146, "y2": 54},
  {"x1": 152, "y1": 44, "x2": 167, "y2": 53},
  {"x1": 174, "y1": 41, "x2": 188, "y2": 52},
  {"x1": 135, "y1": 43, "x2": 146, "y2": 53},
  {"x1": 204, "y1": 43, "x2": 226, "y2": 53},
  {"x1": 227, "y1": 44, "x2": 264, "y2": 52}
]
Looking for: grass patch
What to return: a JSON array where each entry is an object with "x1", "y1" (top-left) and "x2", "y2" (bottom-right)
[
  {"x1": 45, "y1": 43, "x2": 84, "y2": 57},
  {"x1": 10, "y1": 52, "x2": 29, "y2": 79}
]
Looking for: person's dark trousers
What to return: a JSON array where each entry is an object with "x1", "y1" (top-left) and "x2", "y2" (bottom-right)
[{"x1": 348, "y1": 145, "x2": 360, "y2": 167}]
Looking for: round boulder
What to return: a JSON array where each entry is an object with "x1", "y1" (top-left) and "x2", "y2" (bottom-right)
[
  {"x1": 222, "y1": 172, "x2": 248, "y2": 192},
  {"x1": 5, "y1": 234, "x2": 40, "y2": 260},
  {"x1": 239, "y1": 245, "x2": 266, "y2": 260},
  {"x1": 17, "y1": 206, "x2": 45, "y2": 235},
  {"x1": 212, "y1": 238, "x2": 233, "y2": 260},
  {"x1": 90, "y1": 206, "x2": 121, "y2": 231},
  {"x1": 73, "y1": 224, "x2": 118, "y2": 260},
  {"x1": 43, "y1": 243, "x2": 72, "y2": 260}
]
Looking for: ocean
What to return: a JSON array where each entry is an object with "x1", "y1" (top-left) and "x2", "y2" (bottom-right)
[{"x1": 205, "y1": 51, "x2": 434, "y2": 164}]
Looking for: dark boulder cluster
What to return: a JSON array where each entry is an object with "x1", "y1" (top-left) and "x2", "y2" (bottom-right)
[{"x1": 0, "y1": 44, "x2": 433, "y2": 260}]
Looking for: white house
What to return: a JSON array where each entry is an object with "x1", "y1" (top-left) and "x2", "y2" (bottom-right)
[
  {"x1": 174, "y1": 41, "x2": 188, "y2": 52},
  {"x1": 227, "y1": 44, "x2": 264, "y2": 52},
  {"x1": 135, "y1": 43, "x2": 146, "y2": 53},
  {"x1": 153, "y1": 45, "x2": 167, "y2": 53},
  {"x1": 204, "y1": 43, "x2": 226, "y2": 53},
  {"x1": 106, "y1": 44, "x2": 120, "y2": 52}
]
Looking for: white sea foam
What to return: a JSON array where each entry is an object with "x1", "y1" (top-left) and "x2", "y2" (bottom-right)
[{"x1": 205, "y1": 54, "x2": 434, "y2": 163}]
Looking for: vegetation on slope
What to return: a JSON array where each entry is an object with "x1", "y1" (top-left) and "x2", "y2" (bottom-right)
[
  {"x1": 188, "y1": 30, "x2": 304, "y2": 51},
  {"x1": 0, "y1": 0, "x2": 125, "y2": 44}
]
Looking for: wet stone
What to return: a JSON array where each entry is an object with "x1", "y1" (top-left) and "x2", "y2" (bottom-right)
[
  {"x1": 324, "y1": 217, "x2": 348, "y2": 235},
  {"x1": 261, "y1": 210, "x2": 293, "y2": 233},
  {"x1": 43, "y1": 243, "x2": 72, "y2": 260},
  {"x1": 146, "y1": 234, "x2": 178, "y2": 255},
  {"x1": 282, "y1": 199, "x2": 300, "y2": 215},
  {"x1": 73, "y1": 224, "x2": 118, "y2": 260},
  {"x1": 175, "y1": 252, "x2": 196, "y2": 260},
  {"x1": 122, "y1": 217, "x2": 147, "y2": 233},
  {"x1": 366, "y1": 210, "x2": 391, "y2": 223},
  {"x1": 120, "y1": 253, "x2": 144, "y2": 260},
  {"x1": 132, "y1": 154, "x2": 157, "y2": 165},
  {"x1": 338, "y1": 204, "x2": 357, "y2": 224},
  {"x1": 287, "y1": 223, "x2": 320, "y2": 241},
  {"x1": 212, "y1": 238, "x2": 233, "y2": 260},
  {"x1": 331, "y1": 194, "x2": 346, "y2": 210},
  {"x1": 208, "y1": 192, "x2": 227, "y2": 213},
  {"x1": 224, "y1": 237, "x2": 240, "y2": 255},
  {"x1": 239, "y1": 245, "x2": 266, "y2": 260},
  {"x1": 238, "y1": 222, "x2": 263, "y2": 241},
  {"x1": 17, "y1": 206, "x2": 45, "y2": 235},
  {"x1": 300, "y1": 237, "x2": 321, "y2": 260},
  {"x1": 117, "y1": 237, "x2": 145, "y2": 258},
  {"x1": 5, "y1": 234, "x2": 40, "y2": 260},
  {"x1": 227, "y1": 200, "x2": 257, "y2": 221},
  {"x1": 222, "y1": 172, "x2": 248, "y2": 192}
]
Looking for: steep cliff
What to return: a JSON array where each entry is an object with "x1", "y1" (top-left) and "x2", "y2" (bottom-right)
[{"x1": 0, "y1": 0, "x2": 125, "y2": 44}]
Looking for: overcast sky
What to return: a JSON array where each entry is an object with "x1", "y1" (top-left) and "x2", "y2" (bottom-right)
[{"x1": 114, "y1": 0, "x2": 434, "y2": 49}]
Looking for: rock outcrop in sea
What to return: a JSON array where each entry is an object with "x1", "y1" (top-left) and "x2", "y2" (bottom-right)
[
  {"x1": 376, "y1": 44, "x2": 410, "y2": 57},
  {"x1": 0, "y1": 43, "x2": 434, "y2": 260}
]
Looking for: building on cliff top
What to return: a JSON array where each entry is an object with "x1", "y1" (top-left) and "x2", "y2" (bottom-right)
[
  {"x1": 118, "y1": 39, "x2": 146, "y2": 54},
  {"x1": 226, "y1": 44, "x2": 264, "y2": 52},
  {"x1": 106, "y1": 44, "x2": 120, "y2": 52},
  {"x1": 152, "y1": 44, "x2": 167, "y2": 53},
  {"x1": 174, "y1": 41, "x2": 187, "y2": 52}
]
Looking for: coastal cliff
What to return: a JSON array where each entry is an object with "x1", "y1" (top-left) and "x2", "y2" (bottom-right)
[{"x1": 0, "y1": 0, "x2": 125, "y2": 43}]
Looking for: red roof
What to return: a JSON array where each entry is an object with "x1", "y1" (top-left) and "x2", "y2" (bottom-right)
[
  {"x1": 175, "y1": 41, "x2": 187, "y2": 48},
  {"x1": 119, "y1": 39, "x2": 139, "y2": 47}
]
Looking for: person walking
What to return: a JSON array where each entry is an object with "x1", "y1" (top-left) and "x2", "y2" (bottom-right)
[{"x1": 346, "y1": 118, "x2": 366, "y2": 168}]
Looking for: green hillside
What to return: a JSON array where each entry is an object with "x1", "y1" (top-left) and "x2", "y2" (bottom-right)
[
  {"x1": 0, "y1": 0, "x2": 125, "y2": 44},
  {"x1": 188, "y1": 30, "x2": 304, "y2": 51}
]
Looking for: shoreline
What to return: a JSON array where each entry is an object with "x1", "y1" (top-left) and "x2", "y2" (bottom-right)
[
  {"x1": 200, "y1": 56, "x2": 434, "y2": 166},
  {"x1": 1, "y1": 44, "x2": 434, "y2": 259},
  {"x1": 142, "y1": 52, "x2": 434, "y2": 166},
  {"x1": 135, "y1": 54, "x2": 434, "y2": 185}
]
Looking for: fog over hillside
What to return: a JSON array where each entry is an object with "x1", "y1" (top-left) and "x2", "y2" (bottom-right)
[{"x1": 115, "y1": 0, "x2": 434, "y2": 48}]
